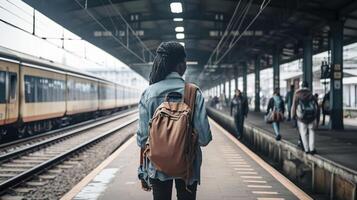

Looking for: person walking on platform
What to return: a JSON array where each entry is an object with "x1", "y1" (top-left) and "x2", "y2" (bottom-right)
[
  {"x1": 266, "y1": 88, "x2": 285, "y2": 141},
  {"x1": 137, "y1": 41, "x2": 212, "y2": 200},
  {"x1": 321, "y1": 91, "x2": 330, "y2": 126},
  {"x1": 285, "y1": 84, "x2": 294, "y2": 121},
  {"x1": 314, "y1": 93, "x2": 321, "y2": 127},
  {"x1": 230, "y1": 89, "x2": 248, "y2": 140},
  {"x1": 291, "y1": 81, "x2": 319, "y2": 154}
]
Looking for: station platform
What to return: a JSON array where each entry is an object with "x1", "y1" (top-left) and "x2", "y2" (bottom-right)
[
  {"x1": 206, "y1": 106, "x2": 357, "y2": 200},
  {"x1": 60, "y1": 119, "x2": 311, "y2": 200},
  {"x1": 210, "y1": 106, "x2": 357, "y2": 171}
]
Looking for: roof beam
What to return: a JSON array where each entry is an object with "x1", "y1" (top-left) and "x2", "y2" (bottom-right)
[{"x1": 339, "y1": 0, "x2": 357, "y2": 16}]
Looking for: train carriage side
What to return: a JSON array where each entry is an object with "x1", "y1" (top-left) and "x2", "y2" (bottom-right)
[
  {"x1": 20, "y1": 63, "x2": 66, "y2": 134},
  {"x1": 66, "y1": 74, "x2": 99, "y2": 118},
  {"x1": 98, "y1": 80, "x2": 116, "y2": 112},
  {"x1": 115, "y1": 84, "x2": 123, "y2": 108},
  {"x1": 124, "y1": 85, "x2": 140, "y2": 107},
  {"x1": 0, "y1": 58, "x2": 20, "y2": 136}
]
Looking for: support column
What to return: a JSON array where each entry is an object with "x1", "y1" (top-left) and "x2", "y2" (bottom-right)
[
  {"x1": 329, "y1": 20, "x2": 344, "y2": 130},
  {"x1": 273, "y1": 48, "x2": 280, "y2": 91},
  {"x1": 234, "y1": 66, "x2": 238, "y2": 91},
  {"x1": 255, "y1": 56, "x2": 261, "y2": 112},
  {"x1": 228, "y1": 75, "x2": 232, "y2": 101},
  {"x1": 243, "y1": 62, "x2": 247, "y2": 96},
  {"x1": 223, "y1": 80, "x2": 226, "y2": 97},
  {"x1": 303, "y1": 36, "x2": 313, "y2": 91},
  {"x1": 219, "y1": 83, "x2": 222, "y2": 95}
]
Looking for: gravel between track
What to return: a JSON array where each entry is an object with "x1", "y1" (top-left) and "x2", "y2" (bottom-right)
[{"x1": 1, "y1": 121, "x2": 137, "y2": 200}]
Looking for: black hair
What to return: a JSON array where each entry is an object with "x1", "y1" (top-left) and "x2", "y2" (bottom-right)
[
  {"x1": 149, "y1": 41, "x2": 186, "y2": 85},
  {"x1": 274, "y1": 88, "x2": 280, "y2": 96},
  {"x1": 302, "y1": 81, "x2": 308, "y2": 88}
]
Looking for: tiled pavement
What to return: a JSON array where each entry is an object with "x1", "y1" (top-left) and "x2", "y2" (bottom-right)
[{"x1": 67, "y1": 119, "x2": 308, "y2": 200}]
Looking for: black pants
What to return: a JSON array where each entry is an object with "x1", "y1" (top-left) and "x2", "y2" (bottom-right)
[
  {"x1": 234, "y1": 115, "x2": 244, "y2": 138},
  {"x1": 150, "y1": 179, "x2": 197, "y2": 200}
]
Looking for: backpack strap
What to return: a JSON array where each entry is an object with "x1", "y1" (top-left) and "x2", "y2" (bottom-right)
[
  {"x1": 183, "y1": 83, "x2": 198, "y2": 187},
  {"x1": 184, "y1": 83, "x2": 198, "y2": 117}
]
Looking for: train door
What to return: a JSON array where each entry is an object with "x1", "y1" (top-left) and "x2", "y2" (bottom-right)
[
  {"x1": 0, "y1": 70, "x2": 6, "y2": 125},
  {"x1": 4, "y1": 70, "x2": 18, "y2": 124}
]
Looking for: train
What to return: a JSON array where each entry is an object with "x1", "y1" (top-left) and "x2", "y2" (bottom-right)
[{"x1": 0, "y1": 46, "x2": 141, "y2": 139}]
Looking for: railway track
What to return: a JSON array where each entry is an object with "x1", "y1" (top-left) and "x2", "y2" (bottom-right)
[
  {"x1": 0, "y1": 110, "x2": 138, "y2": 194},
  {"x1": 0, "y1": 108, "x2": 137, "y2": 156}
]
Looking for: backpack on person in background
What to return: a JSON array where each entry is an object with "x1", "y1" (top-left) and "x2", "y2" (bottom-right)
[
  {"x1": 272, "y1": 96, "x2": 284, "y2": 122},
  {"x1": 296, "y1": 96, "x2": 317, "y2": 124},
  {"x1": 143, "y1": 83, "x2": 198, "y2": 185},
  {"x1": 265, "y1": 96, "x2": 284, "y2": 123}
]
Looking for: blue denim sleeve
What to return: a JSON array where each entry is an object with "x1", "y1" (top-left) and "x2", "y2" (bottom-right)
[
  {"x1": 137, "y1": 92, "x2": 149, "y2": 148},
  {"x1": 193, "y1": 89, "x2": 212, "y2": 146}
]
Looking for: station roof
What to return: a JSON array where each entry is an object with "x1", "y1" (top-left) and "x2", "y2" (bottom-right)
[{"x1": 23, "y1": 0, "x2": 357, "y2": 89}]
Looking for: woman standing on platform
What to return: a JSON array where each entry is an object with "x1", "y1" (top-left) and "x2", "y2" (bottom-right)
[
  {"x1": 230, "y1": 89, "x2": 248, "y2": 140},
  {"x1": 266, "y1": 88, "x2": 285, "y2": 141},
  {"x1": 137, "y1": 41, "x2": 212, "y2": 200}
]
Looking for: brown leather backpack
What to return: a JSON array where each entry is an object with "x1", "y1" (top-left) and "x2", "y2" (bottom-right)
[{"x1": 144, "y1": 83, "x2": 198, "y2": 183}]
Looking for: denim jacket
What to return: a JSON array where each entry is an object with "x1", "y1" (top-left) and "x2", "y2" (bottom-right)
[{"x1": 137, "y1": 72, "x2": 212, "y2": 185}]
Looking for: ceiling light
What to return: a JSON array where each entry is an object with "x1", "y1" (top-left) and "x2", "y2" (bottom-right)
[
  {"x1": 173, "y1": 18, "x2": 183, "y2": 21},
  {"x1": 179, "y1": 42, "x2": 185, "y2": 47},
  {"x1": 176, "y1": 33, "x2": 185, "y2": 39},
  {"x1": 175, "y1": 26, "x2": 184, "y2": 32},
  {"x1": 187, "y1": 61, "x2": 198, "y2": 65},
  {"x1": 170, "y1": 2, "x2": 182, "y2": 13}
]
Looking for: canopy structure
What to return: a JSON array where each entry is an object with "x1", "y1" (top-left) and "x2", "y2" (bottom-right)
[{"x1": 24, "y1": 0, "x2": 357, "y2": 88}]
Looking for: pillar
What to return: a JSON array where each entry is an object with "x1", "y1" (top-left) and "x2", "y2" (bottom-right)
[
  {"x1": 273, "y1": 48, "x2": 280, "y2": 91},
  {"x1": 228, "y1": 76, "x2": 232, "y2": 100},
  {"x1": 223, "y1": 80, "x2": 226, "y2": 97},
  {"x1": 255, "y1": 56, "x2": 261, "y2": 112},
  {"x1": 329, "y1": 20, "x2": 344, "y2": 130},
  {"x1": 303, "y1": 36, "x2": 313, "y2": 91},
  {"x1": 243, "y1": 62, "x2": 247, "y2": 96},
  {"x1": 219, "y1": 83, "x2": 222, "y2": 95},
  {"x1": 234, "y1": 66, "x2": 238, "y2": 91}
]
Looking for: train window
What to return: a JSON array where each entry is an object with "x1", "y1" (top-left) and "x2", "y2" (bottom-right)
[
  {"x1": 9, "y1": 73, "x2": 17, "y2": 101},
  {"x1": 0, "y1": 71, "x2": 5, "y2": 103},
  {"x1": 24, "y1": 75, "x2": 65, "y2": 103}
]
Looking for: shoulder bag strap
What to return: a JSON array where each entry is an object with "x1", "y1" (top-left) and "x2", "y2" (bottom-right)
[{"x1": 184, "y1": 83, "x2": 198, "y2": 122}]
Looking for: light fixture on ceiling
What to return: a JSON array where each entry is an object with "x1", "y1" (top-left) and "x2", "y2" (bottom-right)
[
  {"x1": 187, "y1": 61, "x2": 198, "y2": 65},
  {"x1": 170, "y1": 2, "x2": 182, "y2": 13},
  {"x1": 173, "y1": 18, "x2": 183, "y2": 21},
  {"x1": 175, "y1": 26, "x2": 184, "y2": 32},
  {"x1": 176, "y1": 33, "x2": 185, "y2": 39}
]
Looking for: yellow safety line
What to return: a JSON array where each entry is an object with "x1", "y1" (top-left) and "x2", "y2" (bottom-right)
[
  {"x1": 60, "y1": 137, "x2": 135, "y2": 200},
  {"x1": 209, "y1": 118, "x2": 313, "y2": 200}
]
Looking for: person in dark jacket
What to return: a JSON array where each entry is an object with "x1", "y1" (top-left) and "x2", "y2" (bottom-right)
[
  {"x1": 321, "y1": 91, "x2": 330, "y2": 126},
  {"x1": 285, "y1": 84, "x2": 294, "y2": 121},
  {"x1": 314, "y1": 93, "x2": 321, "y2": 127},
  {"x1": 266, "y1": 88, "x2": 285, "y2": 140},
  {"x1": 230, "y1": 89, "x2": 248, "y2": 139},
  {"x1": 291, "y1": 81, "x2": 319, "y2": 154}
]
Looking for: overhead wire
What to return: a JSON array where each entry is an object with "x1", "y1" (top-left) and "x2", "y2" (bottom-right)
[
  {"x1": 206, "y1": 0, "x2": 242, "y2": 65},
  {"x1": 199, "y1": 0, "x2": 271, "y2": 84},
  {"x1": 106, "y1": 0, "x2": 154, "y2": 58},
  {"x1": 228, "y1": 0, "x2": 253, "y2": 48},
  {"x1": 214, "y1": 0, "x2": 272, "y2": 64},
  {"x1": 100, "y1": 0, "x2": 119, "y2": 33},
  {"x1": 219, "y1": 0, "x2": 253, "y2": 53},
  {"x1": 73, "y1": 0, "x2": 148, "y2": 63}
]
